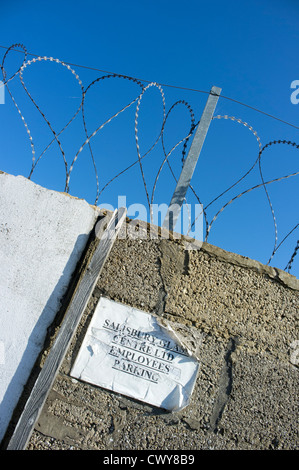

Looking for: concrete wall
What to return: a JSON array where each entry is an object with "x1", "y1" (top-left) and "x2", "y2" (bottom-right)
[
  {"x1": 0, "y1": 173, "x2": 99, "y2": 443},
  {"x1": 15, "y1": 219, "x2": 298, "y2": 450}
]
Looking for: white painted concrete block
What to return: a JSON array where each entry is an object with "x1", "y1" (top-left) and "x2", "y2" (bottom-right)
[{"x1": 0, "y1": 173, "x2": 99, "y2": 442}]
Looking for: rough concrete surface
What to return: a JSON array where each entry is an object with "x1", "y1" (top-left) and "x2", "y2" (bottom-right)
[{"x1": 8, "y1": 219, "x2": 299, "y2": 450}]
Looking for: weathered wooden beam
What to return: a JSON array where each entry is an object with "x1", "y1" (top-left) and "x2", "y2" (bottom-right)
[{"x1": 6, "y1": 207, "x2": 127, "y2": 450}]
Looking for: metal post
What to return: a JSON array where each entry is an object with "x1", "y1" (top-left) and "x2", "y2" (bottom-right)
[{"x1": 162, "y1": 85, "x2": 221, "y2": 232}]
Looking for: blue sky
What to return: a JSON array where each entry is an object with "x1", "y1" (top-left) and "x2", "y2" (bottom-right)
[{"x1": 0, "y1": 0, "x2": 298, "y2": 276}]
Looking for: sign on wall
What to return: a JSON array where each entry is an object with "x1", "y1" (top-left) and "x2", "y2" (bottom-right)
[{"x1": 71, "y1": 297, "x2": 199, "y2": 411}]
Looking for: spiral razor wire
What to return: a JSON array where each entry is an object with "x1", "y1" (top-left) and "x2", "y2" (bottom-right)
[{"x1": 1, "y1": 44, "x2": 298, "y2": 273}]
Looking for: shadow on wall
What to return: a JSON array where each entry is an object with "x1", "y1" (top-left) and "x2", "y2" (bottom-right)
[{"x1": 0, "y1": 232, "x2": 92, "y2": 448}]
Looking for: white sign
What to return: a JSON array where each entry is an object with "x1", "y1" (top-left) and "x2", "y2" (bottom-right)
[
  {"x1": 0, "y1": 81, "x2": 4, "y2": 104},
  {"x1": 71, "y1": 297, "x2": 199, "y2": 411}
]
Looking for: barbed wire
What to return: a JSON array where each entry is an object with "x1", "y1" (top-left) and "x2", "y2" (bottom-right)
[
  {"x1": 0, "y1": 43, "x2": 298, "y2": 275},
  {"x1": 1, "y1": 43, "x2": 298, "y2": 131}
]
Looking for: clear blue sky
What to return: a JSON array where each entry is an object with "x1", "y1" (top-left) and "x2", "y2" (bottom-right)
[{"x1": 0, "y1": 0, "x2": 298, "y2": 276}]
